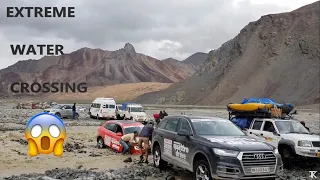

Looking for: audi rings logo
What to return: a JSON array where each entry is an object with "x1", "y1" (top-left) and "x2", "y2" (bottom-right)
[{"x1": 253, "y1": 154, "x2": 266, "y2": 159}]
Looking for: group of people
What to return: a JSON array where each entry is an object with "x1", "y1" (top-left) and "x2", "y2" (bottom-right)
[
  {"x1": 119, "y1": 122, "x2": 154, "y2": 163},
  {"x1": 154, "y1": 110, "x2": 168, "y2": 124}
]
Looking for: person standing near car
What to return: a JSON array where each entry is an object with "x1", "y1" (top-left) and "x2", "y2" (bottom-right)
[
  {"x1": 120, "y1": 131, "x2": 139, "y2": 155},
  {"x1": 72, "y1": 103, "x2": 76, "y2": 119},
  {"x1": 138, "y1": 122, "x2": 154, "y2": 164}
]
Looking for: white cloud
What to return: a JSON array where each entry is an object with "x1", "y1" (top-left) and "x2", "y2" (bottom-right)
[{"x1": 0, "y1": 0, "x2": 317, "y2": 69}]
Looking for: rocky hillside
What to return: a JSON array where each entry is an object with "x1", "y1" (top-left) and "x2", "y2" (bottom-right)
[
  {"x1": 135, "y1": 1, "x2": 320, "y2": 105},
  {"x1": 183, "y1": 52, "x2": 207, "y2": 67},
  {"x1": 0, "y1": 43, "x2": 196, "y2": 95}
]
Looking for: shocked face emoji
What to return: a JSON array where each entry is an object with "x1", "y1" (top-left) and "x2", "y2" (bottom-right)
[{"x1": 25, "y1": 113, "x2": 66, "y2": 156}]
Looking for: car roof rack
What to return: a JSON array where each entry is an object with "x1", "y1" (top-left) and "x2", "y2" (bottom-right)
[{"x1": 228, "y1": 110, "x2": 295, "y2": 120}]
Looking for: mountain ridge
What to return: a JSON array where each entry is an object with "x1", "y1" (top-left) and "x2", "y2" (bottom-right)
[{"x1": 134, "y1": 1, "x2": 320, "y2": 105}]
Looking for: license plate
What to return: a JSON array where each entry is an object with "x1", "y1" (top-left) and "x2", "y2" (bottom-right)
[
  {"x1": 317, "y1": 152, "x2": 320, "y2": 158},
  {"x1": 250, "y1": 167, "x2": 270, "y2": 173}
]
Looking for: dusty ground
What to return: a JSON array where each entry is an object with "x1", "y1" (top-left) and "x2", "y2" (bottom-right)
[
  {"x1": 45, "y1": 82, "x2": 172, "y2": 102},
  {"x1": 0, "y1": 103, "x2": 319, "y2": 179}
]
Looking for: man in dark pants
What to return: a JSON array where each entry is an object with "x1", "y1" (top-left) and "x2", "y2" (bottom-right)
[
  {"x1": 138, "y1": 122, "x2": 154, "y2": 164},
  {"x1": 72, "y1": 103, "x2": 76, "y2": 119}
]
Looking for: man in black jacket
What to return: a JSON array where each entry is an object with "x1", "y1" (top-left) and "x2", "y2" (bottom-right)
[
  {"x1": 72, "y1": 103, "x2": 76, "y2": 119},
  {"x1": 138, "y1": 122, "x2": 154, "y2": 164}
]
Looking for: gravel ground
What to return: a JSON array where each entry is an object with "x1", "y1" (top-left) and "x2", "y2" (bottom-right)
[{"x1": 0, "y1": 103, "x2": 319, "y2": 180}]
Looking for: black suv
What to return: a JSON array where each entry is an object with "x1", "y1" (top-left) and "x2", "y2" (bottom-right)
[{"x1": 151, "y1": 116, "x2": 283, "y2": 180}]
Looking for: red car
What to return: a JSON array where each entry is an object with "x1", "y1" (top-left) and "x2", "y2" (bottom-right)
[{"x1": 97, "y1": 120, "x2": 149, "y2": 154}]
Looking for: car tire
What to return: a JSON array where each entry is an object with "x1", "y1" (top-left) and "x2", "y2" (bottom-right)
[
  {"x1": 281, "y1": 147, "x2": 293, "y2": 169},
  {"x1": 97, "y1": 137, "x2": 106, "y2": 149},
  {"x1": 89, "y1": 112, "x2": 94, "y2": 118},
  {"x1": 194, "y1": 159, "x2": 213, "y2": 180},
  {"x1": 55, "y1": 112, "x2": 61, "y2": 118},
  {"x1": 153, "y1": 145, "x2": 167, "y2": 170}
]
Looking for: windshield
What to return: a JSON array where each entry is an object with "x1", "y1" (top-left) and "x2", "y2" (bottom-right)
[
  {"x1": 52, "y1": 105, "x2": 62, "y2": 109},
  {"x1": 275, "y1": 121, "x2": 309, "y2": 134},
  {"x1": 124, "y1": 126, "x2": 143, "y2": 134},
  {"x1": 192, "y1": 119, "x2": 245, "y2": 136},
  {"x1": 130, "y1": 107, "x2": 145, "y2": 112}
]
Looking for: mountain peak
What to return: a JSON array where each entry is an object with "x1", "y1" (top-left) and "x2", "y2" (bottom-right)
[{"x1": 123, "y1": 43, "x2": 136, "y2": 54}]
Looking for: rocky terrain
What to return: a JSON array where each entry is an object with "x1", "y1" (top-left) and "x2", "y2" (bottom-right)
[
  {"x1": 0, "y1": 103, "x2": 319, "y2": 179},
  {"x1": 0, "y1": 43, "x2": 200, "y2": 97},
  {"x1": 135, "y1": 1, "x2": 320, "y2": 106}
]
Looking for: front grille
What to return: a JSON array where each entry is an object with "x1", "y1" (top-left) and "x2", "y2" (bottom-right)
[
  {"x1": 241, "y1": 152, "x2": 276, "y2": 175},
  {"x1": 312, "y1": 141, "x2": 320, "y2": 147}
]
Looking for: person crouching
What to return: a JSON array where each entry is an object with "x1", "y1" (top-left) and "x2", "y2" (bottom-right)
[
  {"x1": 119, "y1": 131, "x2": 139, "y2": 155},
  {"x1": 138, "y1": 122, "x2": 154, "y2": 164}
]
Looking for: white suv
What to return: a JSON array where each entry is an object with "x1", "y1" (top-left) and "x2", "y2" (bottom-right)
[{"x1": 247, "y1": 118, "x2": 320, "y2": 169}]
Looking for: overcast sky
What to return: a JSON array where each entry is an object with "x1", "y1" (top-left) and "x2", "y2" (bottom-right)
[{"x1": 0, "y1": 0, "x2": 317, "y2": 69}]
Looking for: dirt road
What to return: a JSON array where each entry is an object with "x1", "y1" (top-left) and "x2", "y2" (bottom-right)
[{"x1": 0, "y1": 103, "x2": 319, "y2": 179}]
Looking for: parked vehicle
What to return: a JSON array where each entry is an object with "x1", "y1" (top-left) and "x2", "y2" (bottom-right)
[
  {"x1": 96, "y1": 120, "x2": 149, "y2": 154},
  {"x1": 119, "y1": 103, "x2": 148, "y2": 123},
  {"x1": 116, "y1": 104, "x2": 123, "y2": 115},
  {"x1": 247, "y1": 118, "x2": 320, "y2": 169},
  {"x1": 89, "y1": 98, "x2": 116, "y2": 119},
  {"x1": 44, "y1": 104, "x2": 79, "y2": 119},
  {"x1": 152, "y1": 116, "x2": 283, "y2": 180}
]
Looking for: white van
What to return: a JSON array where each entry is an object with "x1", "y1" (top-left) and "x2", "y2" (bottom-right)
[{"x1": 89, "y1": 98, "x2": 116, "y2": 119}]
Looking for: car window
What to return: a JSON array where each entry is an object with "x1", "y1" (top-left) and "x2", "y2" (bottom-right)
[
  {"x1": 114, "y1": 124, "x2": 123, "y2": 134},
  {"x1": 263, "y1": 121, "x2": 276, "y2": 132},
  {"x1": 252, "y1": 120, "x2": 263, "y2": 130},
  {"x1": 179, "y1": 119, "x2": 192, "y2": 132},
  {"x1": 105, "y1": 123, "x2": 115, "y2": 132},
  {"x1": 124, "y1": 126, "x2": 143, "y2": 134},
  {"x1": 65, "y1": 105, "x2": 72, "y2": 109},
  {"x1": 164, "y1": 118, "x2": 179, "y2": 132},
  {"x1": 158, "y1": 119, "x2": 168, "y2": 129},
  {"x1": 109, "y1": 104, "x2": 115, "y2": 109}
]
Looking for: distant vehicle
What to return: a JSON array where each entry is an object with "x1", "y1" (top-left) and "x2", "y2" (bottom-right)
[
  {"x1": 44, "y1": 104, "x2": 79, "y2": 119},
  {"x1": 247, "y1": 118, "x2": 320, "y2": 169},
  {"x1": 89, "y1": 97, "x2": 116, "y2": 119},
  {"x1": 152, "y1": 116, "x2": 283, "y2": 180},
  {"x1": 119, "y1": 103, "x2": 147, "y2": 122},
  {"x1": 77, "y1": 106, "x2": 86, "y2": 112},
  {"x1": 115, "y1": 104, "x2": 123, "y2": 115},
  {"x1": 97, "y1": 120, "x2": 149, "y2": 154}
]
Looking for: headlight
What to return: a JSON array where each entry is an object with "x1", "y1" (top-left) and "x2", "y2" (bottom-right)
[
  {"x1": 274, "y1": 148, "x2": 279, "y2": 155},
  {"x1": 213, "y1": 148, "x2": 239, "y2": 157},
  {"x1": 298, "y1": 140, "x2": 312, "y2": 147}
]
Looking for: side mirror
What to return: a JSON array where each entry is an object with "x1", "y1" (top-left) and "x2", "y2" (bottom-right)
[
  {"x1": 273, "y1": 131, "x2": 280, "y2": 136},
  {"x1": 177, "y1": 130, "x2": 191, "y2": 137},
  {"x1": 116, "y1": 132, "x2": 123, "y2": 136}
]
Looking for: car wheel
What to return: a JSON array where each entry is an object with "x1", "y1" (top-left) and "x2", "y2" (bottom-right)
[
  {"x1": 153, "y1": 145, "x2": 167, "y2": 170},
  {"x1": 89, "y1": 112, "x2": 93, "y2": 118},
  {"x1": 97, "y1": 137, "x2": 106, "y2": 148},
  {"x1": 55, "y1": 112, "x2": 61, "y2": 118},
  {"x1": 130, "y1": 116, "x2": 133, "y2": 120},
  {"x1": 281, "y1": 147, "x2": 293, "y2": 169},
  {"x1": 194, "y1": 159, "x2": 213, "y2": 180}
]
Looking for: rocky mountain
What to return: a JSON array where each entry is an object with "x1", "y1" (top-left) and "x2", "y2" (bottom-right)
[
  {"x1": 135, "y1": 1, "x2": 320, "y2": 105},
  {"x1": 0, "y1": 43, "x2": 196, "y2": 95},
  {"x1": 183, "y1": 52, "x2": 207, "y2": 67}
]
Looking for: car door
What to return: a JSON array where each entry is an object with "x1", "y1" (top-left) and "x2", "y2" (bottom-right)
[
  {"x1": 173, "y1": 117, "x2": 194, "y2": 170},
  {"x1": 64, "y1": 105, "x2": 73, "y2": 117},
  {"x1": 110, "y1": 124, "x2": 123, "y2": 152},
  {"x1": 261, "y1": 121, "x2": 281, "y2": 147},
  {"x1": 160, "y1": 117, "x2": 179, "y2": 164},
  {"x1": 247, "y1": 119, "x2": 265, "y2": 141},
  {"x1": 103, "y1": 122, "x2": 116, "y2": 147}
]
